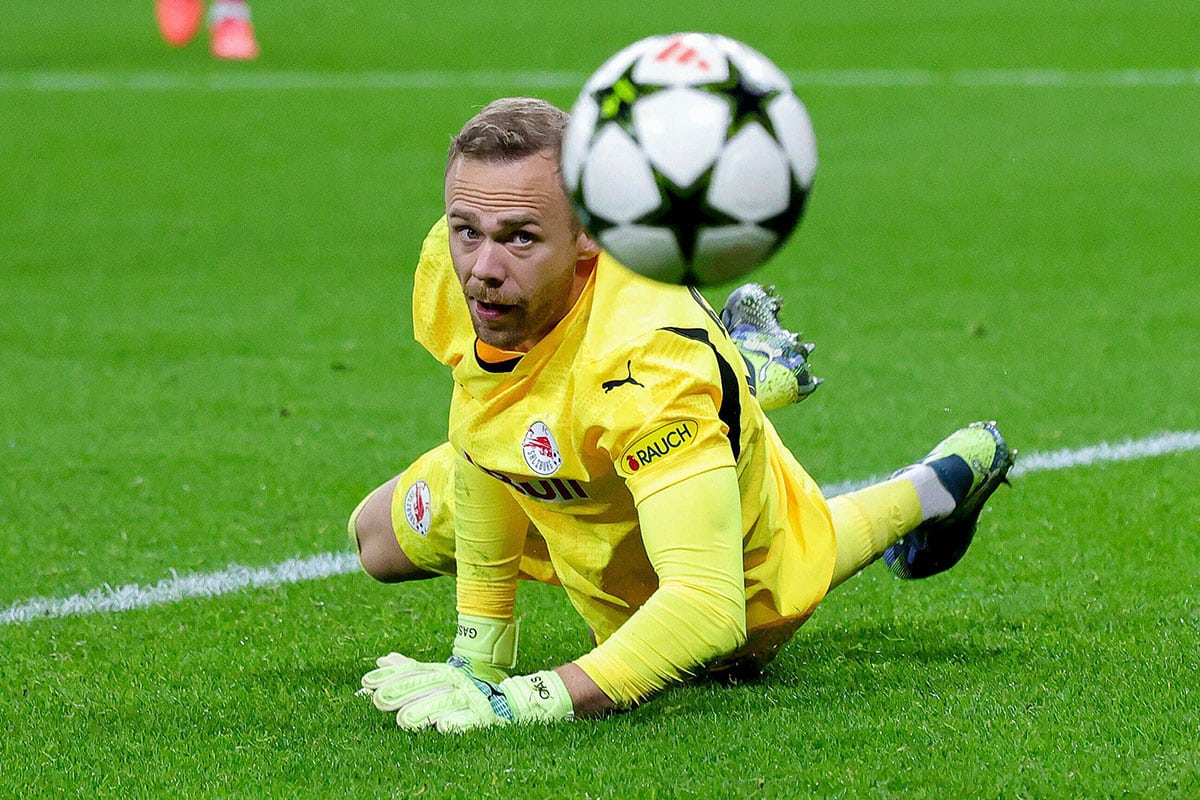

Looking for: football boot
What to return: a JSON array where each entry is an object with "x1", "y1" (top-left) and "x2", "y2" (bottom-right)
[
  {"x1": 884, "y1": 420, "x2": 1015, "y2": 579},
  {"x1": 721, "y1": 283, "x2": 822, "y2": 411}
]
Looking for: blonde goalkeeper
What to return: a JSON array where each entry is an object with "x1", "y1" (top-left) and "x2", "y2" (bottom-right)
[{"x1": 350, "y1": 97, "x2": 1014, "y2": 731}]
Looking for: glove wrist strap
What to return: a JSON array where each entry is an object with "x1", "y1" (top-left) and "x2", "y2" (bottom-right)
[
  {"x1": 499, "y1": 670, "x2": 575, "y2": 723},
  {"x1": 452, "y1": 613, "x2": 519, "y2": 671}
]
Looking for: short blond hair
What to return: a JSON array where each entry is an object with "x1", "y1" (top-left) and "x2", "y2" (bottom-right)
[{"x1": 447, "y1": 97, "x2": 569, "y2": 172}]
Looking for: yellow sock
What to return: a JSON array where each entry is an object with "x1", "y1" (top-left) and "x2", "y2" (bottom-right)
[{"x1": 827, "y1": 477, "x2": 923, "y2": 590}]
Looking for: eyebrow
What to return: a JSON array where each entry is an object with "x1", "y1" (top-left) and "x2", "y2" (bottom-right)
[
  {"x1": 447, "y1": 209, "x2": 542, "y2": 231},
  {"x1": 446, "y1": 209, "x2": 478, "y2": 224},
  {"x1": 498, "y1": 214, "x2": 541, "y2": 230}
]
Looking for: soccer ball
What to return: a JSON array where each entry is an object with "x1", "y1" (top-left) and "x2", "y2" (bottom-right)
[{"x1": 561, "y1": 32, "x2": 818, "y2": 286}]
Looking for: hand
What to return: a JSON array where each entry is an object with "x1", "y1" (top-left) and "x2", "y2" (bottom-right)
[
  {"x1": 360, "y1": 653, "x2": 574, "y2": 733},
  {"x1": 357, "y1": 613, "x2": 517, "y2": 716}
]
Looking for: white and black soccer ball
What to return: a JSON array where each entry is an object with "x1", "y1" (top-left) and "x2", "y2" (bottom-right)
[{"x1": 562, "y1": 32, "x2": 818, "y2": 286}]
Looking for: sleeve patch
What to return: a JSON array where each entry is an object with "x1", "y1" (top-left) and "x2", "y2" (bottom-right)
[{"x1": 618, "y1": 420, "x2": 699, "y2": 477}]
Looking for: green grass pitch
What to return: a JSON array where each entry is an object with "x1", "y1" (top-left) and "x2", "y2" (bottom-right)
[{"x1": 2, "y1": 2, "x2": 1198, "y2": 797}]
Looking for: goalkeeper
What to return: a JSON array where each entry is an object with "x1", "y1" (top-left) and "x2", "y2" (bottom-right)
[{"x1": 349, "y1": 97, "x2": 1014, "y2": 732}]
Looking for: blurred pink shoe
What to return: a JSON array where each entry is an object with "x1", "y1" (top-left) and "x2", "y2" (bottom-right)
[
  {"x1": 209, "y1": 1, "x2": 260, "y2": 60},
  {"x1": 156, "y1": 0, "x2": 204, "y2": 47}
]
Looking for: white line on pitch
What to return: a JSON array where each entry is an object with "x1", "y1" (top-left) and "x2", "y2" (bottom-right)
[
  {"x1": 0, "y1": 68, "x2": 1197, "y2": 92},
  {"x1": 820, "y1": 428, "x2": 1200, "y2": 497},
  {"x1": 3, "y1": 429, "x2": 1199, "y2": 626},
  {"x1": 1, "y1": 552, "x2": 363, "y2": 627}
]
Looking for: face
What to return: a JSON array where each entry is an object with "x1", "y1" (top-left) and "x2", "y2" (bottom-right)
[{"x1": 445, "y1": 151, "x2": 599, "y2": 352}]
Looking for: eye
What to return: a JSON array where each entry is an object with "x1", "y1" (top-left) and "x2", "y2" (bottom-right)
[
  {"x1": 511, "y1": 230, "x2": 536, "y2": 246},
  {"x1": 454, "y1": 225, "x2": 480, "y2": 242}
]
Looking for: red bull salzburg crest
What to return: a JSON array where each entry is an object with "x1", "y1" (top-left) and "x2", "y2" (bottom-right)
[
  {"x1": 521, "y1": 421, "x2": 563, "y2": 476},
  {"x1": 403, "y1": 479, "x2": 432, "y2": 536}
]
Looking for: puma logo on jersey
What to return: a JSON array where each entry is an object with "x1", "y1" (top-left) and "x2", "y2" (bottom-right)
[{"x1": 602, "y1": 361, "x2": 645, "y2": 393}]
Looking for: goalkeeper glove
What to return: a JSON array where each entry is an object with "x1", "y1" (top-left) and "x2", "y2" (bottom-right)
[{"x1": 361, "y1": 652, "x2": 574, "y2": 733}]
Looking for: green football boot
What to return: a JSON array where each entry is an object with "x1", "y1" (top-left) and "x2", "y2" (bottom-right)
[
  {"x1": 884, "y1": 420, "x2": 1015, "y2": 579},
  {"x1": 720, "y1": 283, "x2": 822, "y2": 411}
]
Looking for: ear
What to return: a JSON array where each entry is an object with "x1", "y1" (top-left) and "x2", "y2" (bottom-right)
[{"x1": 575, "y1": 229, "x2": 601, "y2": 261}]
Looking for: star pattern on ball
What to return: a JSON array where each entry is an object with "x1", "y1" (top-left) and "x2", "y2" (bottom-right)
[
  {"x1": 568, "y1": 34, "x2": 816, "y2": 284},
  {"x1": 715, "y1": 63, "x2": 784, "y2": 138},
  {"x1": 759, "y1": 183, "x2": 810, "y2": 242},
  {"x1": 592, "y1": 68, "x2": 643, "y2": 126},
  {"x1": 636, "y1": 167, "x2": 738, "y2": 263}
]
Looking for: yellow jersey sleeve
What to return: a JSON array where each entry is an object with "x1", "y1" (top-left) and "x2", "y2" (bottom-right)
[
  {"x1": 595, "y1": 325, "x2": 743, "y2": 505},
  {"x1": 573, "y1": 465, "x2": 748, "y2": 706},
  {"x1": 452, "y1": 450, "x2": 530, "y2": 621}
]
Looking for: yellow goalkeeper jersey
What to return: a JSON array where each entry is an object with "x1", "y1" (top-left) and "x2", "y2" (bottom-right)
[{"x1": 412, "y1": 218, "x2": 835, "y2": 703}]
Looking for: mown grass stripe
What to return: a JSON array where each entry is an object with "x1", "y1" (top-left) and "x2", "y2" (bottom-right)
[{"x1": 0, "y1": 68, "x2": 1196, "y2": 92}]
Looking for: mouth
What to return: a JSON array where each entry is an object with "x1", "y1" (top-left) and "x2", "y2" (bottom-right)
[{"x1": 471, "y1": 297, "x2": 518, "y2": 322}]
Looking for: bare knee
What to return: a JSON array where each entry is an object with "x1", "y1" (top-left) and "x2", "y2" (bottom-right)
[{"x1": 352, "y1": 477, "x2": 434, "y2": 583}]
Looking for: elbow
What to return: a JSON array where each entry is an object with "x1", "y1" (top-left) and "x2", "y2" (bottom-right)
[
  {"x1": 667, "y1": 579, "x2": 748, "y2": 658},
  {"x1": 716, "y1": 599, "x2": 749, "y2": 654}
]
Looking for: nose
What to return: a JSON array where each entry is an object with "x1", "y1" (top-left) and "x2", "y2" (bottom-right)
[{"x1": 470, "y1": 239, "x2": 509, "y2": 285}]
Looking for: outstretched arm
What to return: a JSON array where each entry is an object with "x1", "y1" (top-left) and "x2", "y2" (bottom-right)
[
  {"x1": 360, "y1": 462, "x2": 747, "y2": 730},
  {"x1": 571, "y1": 464, "x2": 747, "y2": 710}
]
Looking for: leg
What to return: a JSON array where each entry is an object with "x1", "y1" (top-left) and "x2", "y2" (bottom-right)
[
  {"x1": 351, "y1": 476, "x2": 436, "y2": 582},
  {"x1": 156, "y1": 0, "x2": 204, "y2": 46},
  {"x1": 883, "y1": 421, "x2": 1014, "y2": 579},
  {"x1": 827, "y1": 477, "x2": 923, "y2": 590},
  {"x1": 208, "y1": 0, "x2": 259, "y2": 60},
  {"x1": 350, "y1": 443, "x2": 460, "y2": 583},
  {"x1": 828, "y1": 421, "x2": 1015, "y2": 587}
]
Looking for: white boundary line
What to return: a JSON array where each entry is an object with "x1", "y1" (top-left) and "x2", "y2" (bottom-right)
[
  {"x1": 0, "y1": 68, "x2": 1197, "y2": 92},
  {"x1": 821, "y1": 428, "x2": 1200, "y2": 497},
  {"x1": 2, "y1": 552, "x2": 363, "y2": 627},
  {"x1": 4, "y1": 429, "x2": 1199, "y2": 626}
]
